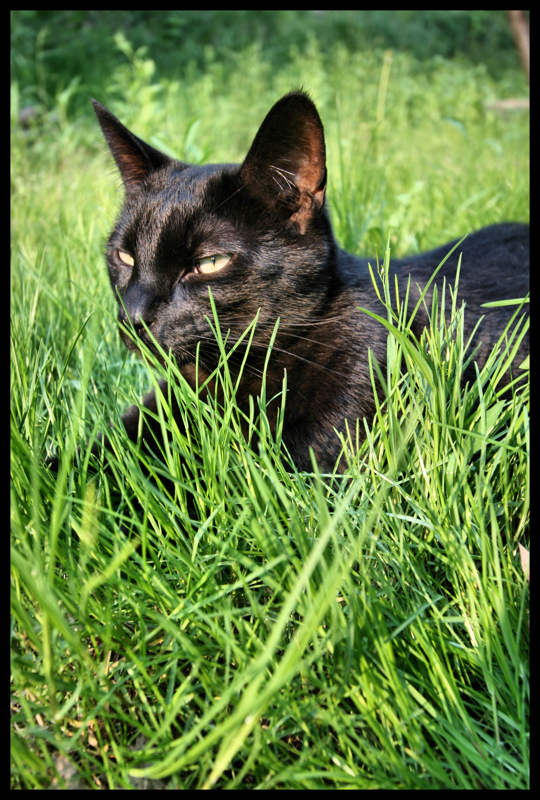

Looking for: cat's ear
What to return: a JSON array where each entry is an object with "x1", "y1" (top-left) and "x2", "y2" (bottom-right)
[
  {"x1": 239, "y1": 92, "x2": 327, "y2": 233},
  {"x1": 92, "y1": 100, "x2": 174, "y2": 191}
]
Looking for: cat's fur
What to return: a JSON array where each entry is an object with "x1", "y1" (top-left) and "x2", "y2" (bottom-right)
[{"x1": 64, "y1": 92, "x2": 530, "y2": 473}]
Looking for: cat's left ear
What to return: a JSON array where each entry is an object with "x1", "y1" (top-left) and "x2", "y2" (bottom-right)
[
  {"x1": 92, "y1": 100, "x2": 174, "y2": 191},
  {"x1": 239, "y1": 92, "x2": 327, "y2": 233}
]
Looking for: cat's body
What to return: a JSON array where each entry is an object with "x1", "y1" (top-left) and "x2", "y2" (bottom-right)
[{"x1": 66, "y1": 92, "x2": 529, "y2": 473}]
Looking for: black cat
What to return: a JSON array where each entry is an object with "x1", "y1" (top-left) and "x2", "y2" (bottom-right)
[{"x1": 54, "y1": 91, "x2": 530, "y2": 474}]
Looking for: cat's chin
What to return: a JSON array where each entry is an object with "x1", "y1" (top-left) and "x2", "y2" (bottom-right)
[
  {"x1": 120, "y1": 331, "x2": 164, "y2": 361},
  {"x1": 180, "y1": 363, "x2": 212, "y2": 387},
  {"x1": 123, "y1": 336, "x2": 210, "y2": 387}
]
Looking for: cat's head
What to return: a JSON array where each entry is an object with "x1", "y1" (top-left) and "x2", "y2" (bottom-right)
[{"x1": 93, "y1": 92, "x2": 337, "y2": 375}]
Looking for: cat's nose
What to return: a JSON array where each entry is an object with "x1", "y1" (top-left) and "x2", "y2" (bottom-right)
[{"x1": 119, "y1": 283, "x2": 157, "y2": 328}]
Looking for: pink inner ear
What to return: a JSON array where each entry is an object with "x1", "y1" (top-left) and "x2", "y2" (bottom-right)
[
  {"x1": 294, "y1": 152, "x2": 326, "y2": 207},
  {"x1": 113, "y1": 145, "x2": 152, "y2": 188}
]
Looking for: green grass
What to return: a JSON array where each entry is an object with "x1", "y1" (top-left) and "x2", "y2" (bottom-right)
[{"x1": 11, "y1": 16, "x2": 529, "y2": 789}]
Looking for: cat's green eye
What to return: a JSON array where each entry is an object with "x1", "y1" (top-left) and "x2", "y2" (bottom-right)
[
  {"x1": 195, "y1": 254, "x2": 230, "y2": 275},
  {"x1": 117, "y1": 250, "x2": 134, "y2": 267}
]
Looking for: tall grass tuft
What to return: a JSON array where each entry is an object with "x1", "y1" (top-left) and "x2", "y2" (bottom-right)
[{"x1": 11, "y1": 246, "x2": 529, "y2": 788}]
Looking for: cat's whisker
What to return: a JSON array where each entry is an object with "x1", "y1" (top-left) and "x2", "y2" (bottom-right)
[
  {"x1": 209, "y1": 182, "x2": 247, "y2": 213},
  {"x1": 269, "y1": 165, "x2": 296, "y2": 190}
]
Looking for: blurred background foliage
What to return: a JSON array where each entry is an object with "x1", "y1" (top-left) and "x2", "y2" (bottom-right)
[{"x1": 12, "y1": 10, "x2": 527, "y2": 116}]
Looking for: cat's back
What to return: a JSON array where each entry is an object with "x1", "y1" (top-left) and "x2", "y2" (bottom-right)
[
  {"x1": 396, "y1": 223, "x2": 529, "y2": 304},
  {"x1": 334, "y1": 222, "x2": 529, "y2": 384},
  {"x1": 338, "y1": 222, "x2": 529, "y2": 299}
]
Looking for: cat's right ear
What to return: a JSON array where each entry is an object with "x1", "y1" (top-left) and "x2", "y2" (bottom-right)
[
  {"x1": 239, "y1": 91, "x2": 327, "y2": 234},
  {"x1": 92, "y1": 100, "x2": 173, "y2": 191}
]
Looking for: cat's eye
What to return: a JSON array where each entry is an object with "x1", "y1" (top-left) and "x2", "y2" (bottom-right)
[
  {"x1": 117, "y1": 250, "x2": 134, "y2": 267},
  {"x1": 194, "y1": 254, "x2": 230, "y2": 275}
]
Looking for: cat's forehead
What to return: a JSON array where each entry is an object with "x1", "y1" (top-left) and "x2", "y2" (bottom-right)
[
  {"x1": 148, "y1": 162, "x2": 237, "y2": 200},
  {"x1": 120, "y1": 161, "x2": 241, "y2": 249},
  {"x1": 124, "y1": 162, "x2": 239, "y2": 231}
]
